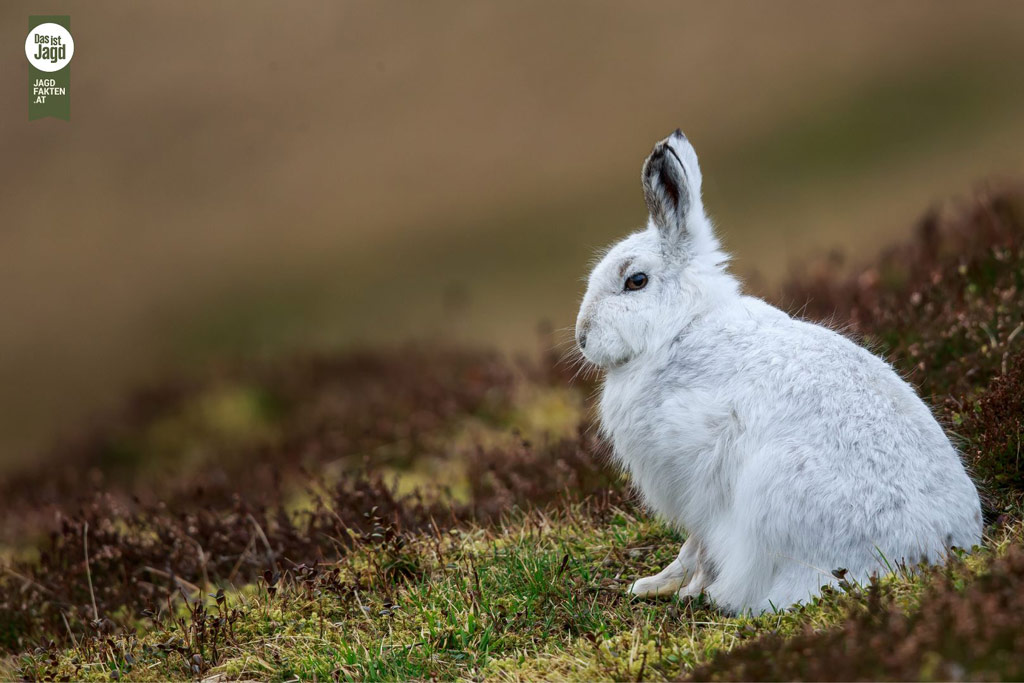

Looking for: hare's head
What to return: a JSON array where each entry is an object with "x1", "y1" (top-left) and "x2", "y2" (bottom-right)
[{"x1": 575, "y1": 130, "x2": 734, "y2": 369}]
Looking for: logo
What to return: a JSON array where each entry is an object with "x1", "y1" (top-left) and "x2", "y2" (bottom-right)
[{"x1": 26, "y1": 16, "x2": 72, "y2": 120}]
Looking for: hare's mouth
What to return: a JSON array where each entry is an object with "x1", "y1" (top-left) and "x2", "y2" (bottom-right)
[{"x1": 597, "y1": 352, "x2": 634, "y2": 371}]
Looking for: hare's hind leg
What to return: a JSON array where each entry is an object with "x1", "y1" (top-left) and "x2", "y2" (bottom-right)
[
  {"x1": 630, "y1": 537, "x2": 701, "y2": 598},
  {"x1": 699, "y1": 545, "x2": 779, "y2": 615},
  {"x1": 758, "y1": 564, "x2": 838, "y2": 613}
]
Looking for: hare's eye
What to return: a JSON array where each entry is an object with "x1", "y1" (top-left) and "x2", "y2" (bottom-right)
[{"x1": 624, "y1": 272, "x2": 648, "y2": 291}]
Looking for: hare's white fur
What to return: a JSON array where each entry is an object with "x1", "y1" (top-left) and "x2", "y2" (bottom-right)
[{"x1": 576, "y1": 130, "x2": 982, "y2": 614}]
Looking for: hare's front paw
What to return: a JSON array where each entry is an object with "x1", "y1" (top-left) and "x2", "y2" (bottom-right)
[
  {"x1": 629, "y1": 550, "x2": 691, "y2": 598},
  {"x1": 630, "y1": 573, "x2": 685, "y2": 598}
]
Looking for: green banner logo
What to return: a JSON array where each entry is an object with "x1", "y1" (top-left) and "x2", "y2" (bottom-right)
[{"x1": 26, "y1": 16, "x2": 73, "y2": 121}]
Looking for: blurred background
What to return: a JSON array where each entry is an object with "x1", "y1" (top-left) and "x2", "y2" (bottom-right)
[{"x1": 2, "y1": 1, "x2": 1024, "y2": 470}]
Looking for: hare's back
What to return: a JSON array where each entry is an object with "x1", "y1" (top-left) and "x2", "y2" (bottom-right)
[{"x1": 704, "y1": 304, "x2": 953, "y2": 465}]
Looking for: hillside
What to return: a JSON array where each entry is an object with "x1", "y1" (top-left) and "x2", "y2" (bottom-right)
[
  {"x1": 2, "y1": 187, "x2": 1023, "y2": 681},
  {"x1": 5, "y1": 3, "x2": 1024, "y2": 474}
]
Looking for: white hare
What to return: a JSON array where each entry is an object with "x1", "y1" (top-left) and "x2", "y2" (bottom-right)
[{"x1": 575, "y1": 130, "x2": 982, "y2": 614}]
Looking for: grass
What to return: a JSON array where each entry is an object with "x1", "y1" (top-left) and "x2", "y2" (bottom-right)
[
  {"x1": 13, "y1": 509, "x2": 1024, "y2": 681},
  {"x1": 3, "y1": 187, "x2": 1024, "y2": 681}
]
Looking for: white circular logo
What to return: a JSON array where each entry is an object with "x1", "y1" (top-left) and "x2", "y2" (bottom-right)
[{"x1": 25, "y1": 23, "x2": 74, "y2": 73}]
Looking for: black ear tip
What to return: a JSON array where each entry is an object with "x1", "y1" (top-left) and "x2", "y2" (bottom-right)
[
  {"x1": 649, "y1": 139, "x2": 671, "y2": 160},
  {"x1": 673, "y1": 128, "x2": 686, "y2": 140}
]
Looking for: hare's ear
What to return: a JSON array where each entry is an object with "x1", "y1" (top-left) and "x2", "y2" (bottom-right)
[{"x1": 641, "y1": 130, "x2": 708, "y2": 255}]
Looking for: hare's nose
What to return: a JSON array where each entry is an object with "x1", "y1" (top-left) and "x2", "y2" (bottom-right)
[{"x1": 576, "y1": 315, "x2": 592, "y2": 350}]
